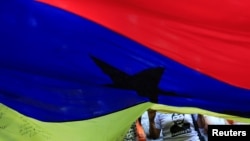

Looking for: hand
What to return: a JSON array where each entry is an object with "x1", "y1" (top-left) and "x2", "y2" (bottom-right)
[{"x1": 147, "y1": 109, "x2": 156, "y2": 122}]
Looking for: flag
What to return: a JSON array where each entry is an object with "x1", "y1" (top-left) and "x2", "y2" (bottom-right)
[{"x1": 0, "y1": 0, "x2": 250, "y2": 140}]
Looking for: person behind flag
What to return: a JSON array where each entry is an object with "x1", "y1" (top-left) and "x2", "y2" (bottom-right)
[
  {"x1": 147, "y1": 110, "x2": 200, "y2": 141},
  {"x1": 197, "y1": 114, "x2": 229, "y2": 141}
]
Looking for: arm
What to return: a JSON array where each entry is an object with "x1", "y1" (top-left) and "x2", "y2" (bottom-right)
[
  {"x1": 147, "y1": 110, "x2": 161, "y2": 139},
  {"x1": 197, "y1": 114, "x2": 206, "y2": 131},
  {"x1": 200, "y1": 115, "x2": 229, "y2": 134}
]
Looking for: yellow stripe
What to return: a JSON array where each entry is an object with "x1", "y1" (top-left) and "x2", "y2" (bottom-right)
[
  {"x1": 0, "y1": 103, "x2": 152, "y2": 141},
  {"x1": 151, "y1": 103, "x2": 250, "y2": 123},
  {"x1": 1, "y1": 102, "x2": 249, "y2": 141}
]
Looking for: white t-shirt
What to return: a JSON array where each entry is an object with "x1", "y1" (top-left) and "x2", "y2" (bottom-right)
[{"x1": 154, "y1": 113, "x2": 200, "y2": 141}]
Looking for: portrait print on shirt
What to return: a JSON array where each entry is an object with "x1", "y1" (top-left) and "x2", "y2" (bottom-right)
[{"x1": 170, "y1": 113, "x2": 191, "y2": 137}]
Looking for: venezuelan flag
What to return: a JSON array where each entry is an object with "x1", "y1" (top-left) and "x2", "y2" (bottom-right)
[{"x1": 0, "y1": 0, "x2": 250, "y2": 140}]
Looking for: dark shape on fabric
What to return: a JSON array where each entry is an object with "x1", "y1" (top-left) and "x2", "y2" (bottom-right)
[{"x1": 90, "y1": 55, "x2": 177, "y2": 103}]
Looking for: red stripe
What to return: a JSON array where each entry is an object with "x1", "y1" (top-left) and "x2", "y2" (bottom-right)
[{"x1": 38, "y1": 0, "x2": 250, "y2": 89}]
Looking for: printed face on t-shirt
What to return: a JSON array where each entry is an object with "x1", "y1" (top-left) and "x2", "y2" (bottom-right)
[
  {"x1": 172, "y1": 113, "x2": 184, "y2": 125},
  {"x1": 170, "y1": 113, "x2": 192, "y2": 137}
]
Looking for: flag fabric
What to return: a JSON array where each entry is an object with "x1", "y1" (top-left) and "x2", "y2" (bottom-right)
[
  {"x1": 1, "y1": 0, "x2": 250, "y2": 140},
  {"x1": 0, "y1": 102, "x2": 152, "y2": 141}
]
